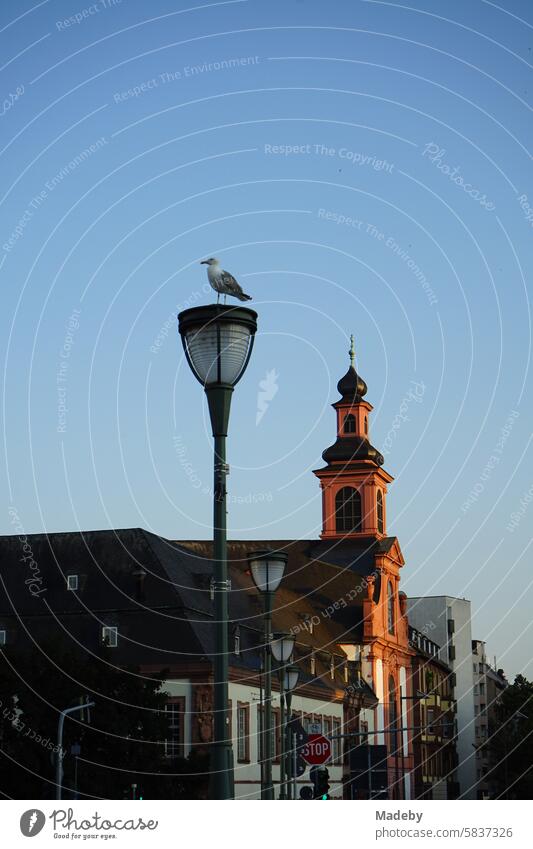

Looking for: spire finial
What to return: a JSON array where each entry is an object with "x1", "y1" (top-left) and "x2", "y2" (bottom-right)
[{"x1": 349, "y1": 334, "x2": 355, "y2": 368}]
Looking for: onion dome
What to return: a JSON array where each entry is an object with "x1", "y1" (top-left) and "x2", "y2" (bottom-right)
[{"x1": 336, "y1": 335, "x2": 367, "y2": 402}]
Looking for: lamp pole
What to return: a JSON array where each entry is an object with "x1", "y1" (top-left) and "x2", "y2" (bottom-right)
[
  {"x1": 286, "y1": 688, "x2": 293, "y2": 800},
  {"x1": 179, "y1": 304, "x2": 257, "y2": 800},
  {"x1": 281, "y1": 663, "x2": 300, "y2": 801},
  {"x1": 248, "y1": 550, "x2": 288, "y2": 800},
  {"x1": 271, "y1": 633, "x2": 296, "y2": 800},
  {"x1": 263, "y1": 590, "x2": 274, "y2": 799}
]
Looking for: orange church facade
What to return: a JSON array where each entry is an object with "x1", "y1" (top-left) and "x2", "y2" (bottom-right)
[{"x1": 314, "y1": 339, "x2": 415, "y2": 798}]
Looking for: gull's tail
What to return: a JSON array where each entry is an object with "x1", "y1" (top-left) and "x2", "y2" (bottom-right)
[{"x1": 236, "y1": 291, "x2": 252, "y2": 301}]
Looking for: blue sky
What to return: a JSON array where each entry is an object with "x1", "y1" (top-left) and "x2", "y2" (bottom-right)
[{"x1": 1, "y1": 0, "x2": 532, "y2": 676}]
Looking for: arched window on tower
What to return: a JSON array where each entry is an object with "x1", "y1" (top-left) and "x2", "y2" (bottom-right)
[
  {"x1": 343, "y1": 413, "x2": 356, "y2": 434},
  {"x1": 387, "y1": 581, "x2": 395, "y2": 634},
  {"x1": 364, "y1": 415, "x2": 368, "y2": 435},
  {"x1": 377, "y1": 489, "x2": 384, "y2": 534},
  {"x1": 335, "y1": 487, "x2": 362, "y2": 533}
]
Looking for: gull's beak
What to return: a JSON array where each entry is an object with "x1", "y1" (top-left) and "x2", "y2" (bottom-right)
[{"x1": 200, "y1": 260, "x2": 208, "y2": 264}]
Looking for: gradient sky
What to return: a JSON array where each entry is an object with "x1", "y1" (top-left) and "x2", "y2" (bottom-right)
[{"x1": 1, "y1": 0, "x2": 532, "y2": 677}]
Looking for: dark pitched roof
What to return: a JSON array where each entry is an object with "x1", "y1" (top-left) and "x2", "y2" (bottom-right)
[{"x1": 0, "y1": 529, "x2": 380, "y2": 702}]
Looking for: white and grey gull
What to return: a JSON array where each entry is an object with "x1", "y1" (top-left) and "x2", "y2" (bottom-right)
[{"x1": 201, "y1": 257, "x2": 252, "y2": 303}]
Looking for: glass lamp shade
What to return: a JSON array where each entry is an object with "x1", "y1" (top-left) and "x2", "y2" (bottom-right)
[
  {"x1": 282, "y1": 664, "x2": 300, "y2": 692},
  {"x1": 271, "y1": 632, "x2": 295, "y2": 663},
  {"x1": 178, "y1": 305, "x2": 257, "y2": 388},
  {"x1": 248, "y1": 550, "x2": 288, "y2": 594}
]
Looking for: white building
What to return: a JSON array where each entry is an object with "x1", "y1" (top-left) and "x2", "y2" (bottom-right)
[{"x1": 407, "y1": 596, "x2": 476, "y2": 799}]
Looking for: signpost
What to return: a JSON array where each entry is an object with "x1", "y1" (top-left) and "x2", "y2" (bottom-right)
[{"x1": 301, "y1": 734, "x2": 332, "y2": 766}]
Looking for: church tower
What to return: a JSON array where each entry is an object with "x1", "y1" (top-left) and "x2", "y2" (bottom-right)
[{"x1": 314, "y1": 337, "x2": 393, "y2": 539}]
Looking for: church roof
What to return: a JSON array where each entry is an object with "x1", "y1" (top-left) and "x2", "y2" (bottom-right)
[{"x1": 321, "y1": 434, "x2": 384, "y2": 466}]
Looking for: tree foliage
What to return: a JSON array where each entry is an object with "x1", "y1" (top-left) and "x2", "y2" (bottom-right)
[
  {"x1": 0, "y1": 640, "x2": 180, "y2": 799},
  {"x1": 486, "y1": 674, "x2": 533, "y2": 799}
]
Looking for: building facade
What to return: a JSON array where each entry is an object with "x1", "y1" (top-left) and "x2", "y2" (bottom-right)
[
  {"x1": 409, "y1": 625, "x2": 459, "y2": 799},
  {"x1": 407, "y1": 596, "x2": 476, "y2": 798},
  {"x1": 471, "y1": 639, "x2": 507, "y2": 799}
]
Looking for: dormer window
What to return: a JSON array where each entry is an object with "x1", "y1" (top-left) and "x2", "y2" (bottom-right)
[
  {"x1": 310, "y1": 652, "x2": 316, "y2": 677},
  {"x1": 364, "y1": 416, "x2": 368, "y2": 435},
  {"x1": 335, "y1": 487, "x2": 362, "y2": 533},
  {"x1": 343, "y1": 414, "x2": 356, "y2": 434},
  {"x1": 102, "y1": 626, "x2": 118, "y2": 647},
  {"x1": 377, "y1": 490, "x2": 384, "y2": 534},
  {"x1": 67, "y1": 575, "x2": 78, "y2": 591},
  {"x1": 0, "y1": 630, "x2": 6, "y2": 646},
  {"x1": 330, "y1": 655, "x2": 335, "y2": 680}
]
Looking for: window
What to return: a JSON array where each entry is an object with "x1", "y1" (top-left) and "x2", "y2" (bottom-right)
[
  {"x1": 359, "y1": 719, "x2": 369, "y2": 745},
  {"x1": 332, "y1": 719, "x2": 341, "y2": 764},
  {"x1": 0, "y1": 630, "x2": 5, "y2": 646},
  {"x1": 102, "y1": 626, "x2": 118, "y2": 647},
  {"x1": 479, "y1": 683, "x2": 485, "y2": 695},
  {"x1": 310, "y1": 652, "x2": 316, "y2": 677},
  {"x1": 67, "y1": 575, "x2": 78, "y2": 591},
  {"x1": 377, "y1": 490, "x2": 384, "y2": 534},
  {"x1": 237, "y1": 703, "x2": 250, "y2": 762},
  {"x1": 364, "y1": 416, "x2": 368, "y2": 435},
  {"x1": 323, "y1": 716, "x2": 331, "y2": 742},
  {"x1": 344, "y1": 661, "x2": 349, "y2": 684},
  {"x1": 164, "y1": 698, "x2": 185, "y2": 759},
  {"x1": 330, "y1": 655, "x2": 335, "y2": 680},
  {"x1": 234, "y1": 624, "x2": 241, "y2": 656},
  {"x1": 387, "y1": 582, "x2": 395, "y2": 634},
  {"x1": 343, "y1": 413, "x2": 356, "y2": 434},
  {"x1": 335, "y1": 487, "x2": 362, "y2": 533}
]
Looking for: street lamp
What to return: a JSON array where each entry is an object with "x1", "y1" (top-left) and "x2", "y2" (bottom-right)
[
  {"x1": 281, "y1": 663, "x2": 300, "y2": 800},
  {"x1": 271, "y1": 633, "x2": 295, "y2": 664},
  {"x1": 178, "y1": 303, "x2": 257, "y2": 800},
  {"x1": 248, "y1": 550, "x2": 288, "y2": 799},
  {"x1": 271, "y1": 633, "x2": 296, "y2": 799}
]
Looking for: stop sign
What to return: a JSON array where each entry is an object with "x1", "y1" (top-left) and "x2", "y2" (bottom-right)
[{"x1": 301, "y1": 733, "x2": 331, "y2": 765}]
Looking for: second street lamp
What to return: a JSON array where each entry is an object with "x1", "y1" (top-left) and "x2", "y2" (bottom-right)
[
  {"x1": 178, "y1": 303, "x2": 257, "y2": 800},
  {"x1": 282, "y1": 663, "x2": 300, "y2": 800},
  {"x1": 271, "y1": 632, "x2": 296, "y2": 799},
  {"x1": 248, "y1": 550, "x2": 288, "y2": 800}
]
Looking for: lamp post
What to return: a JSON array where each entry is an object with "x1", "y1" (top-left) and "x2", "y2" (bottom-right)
[
  {"x1": 271, "y1": 633, "x2": 295, "y2": 799},
  {"x1": 178, "y1": 304, "x2": 257, "y2": 800},
  {"x1": 248, "y1": 550, "x2": 288, "y2": 799},
  {"x1": 282, "y1": 663, "x2": 300, "y2": 800}
]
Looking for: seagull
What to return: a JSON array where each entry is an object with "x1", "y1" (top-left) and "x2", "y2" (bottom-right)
[{"x1": 200, "y1": 257, "x2": 252, "y2": 303}]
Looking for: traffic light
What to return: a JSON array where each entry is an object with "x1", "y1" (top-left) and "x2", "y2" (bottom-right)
[{"x1": 312, "y1": 767, "x2": 330, "y2": 799}]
